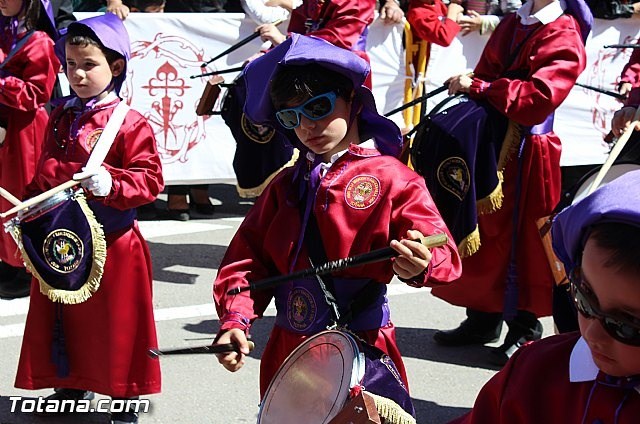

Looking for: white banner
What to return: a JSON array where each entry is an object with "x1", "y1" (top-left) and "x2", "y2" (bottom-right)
[{"x1": 73, "y1": 13, "x2": 640, "y2": 183}]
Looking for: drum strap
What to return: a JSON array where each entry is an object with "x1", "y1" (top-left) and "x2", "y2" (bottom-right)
[
  {"x1": 84, "y1": 101, "x2": 130, "y2": 170},
  {"x1": 305, "y1": 212, "x2": 384, "y2": 328}
]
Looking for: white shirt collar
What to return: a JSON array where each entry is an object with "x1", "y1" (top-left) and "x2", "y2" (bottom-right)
[
  {"x1": 307, "y1": 139, "x2": 376, "y2": 177},
  {"x1": 569, "y1": 336, "x2": 640, "y2": 394},
  {"x1": 517, "y1": 0, "x2": 566, "y2": 26},
  {"x1": 569, "y1": 337, "x2": 599, "y2": 383}
]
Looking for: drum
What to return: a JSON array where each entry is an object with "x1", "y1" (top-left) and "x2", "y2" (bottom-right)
[
  {"x1": 5, "y1": 188, "x2": 107, "y2": 304},
  {"x1": 195, "y1": 75, "x2": 224, "y2": 116},
  {"x1": 257, "y1": 330, "x2": 415, "y2": 424}
]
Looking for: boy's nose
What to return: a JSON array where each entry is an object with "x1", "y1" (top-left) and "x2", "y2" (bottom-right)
[{"x1": 299, "y1": 115, "x2": 316, "y2": 129}]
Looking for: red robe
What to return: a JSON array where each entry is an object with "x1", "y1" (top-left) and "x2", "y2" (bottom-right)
[
  {"x1": 431, "y1": 12, "x2": 587, "y2": 317},
  {"x1": 288, "y1": 0, "x2": 375, "y2": 85},
  {"x1": 620, "y1": 46, "x2": 640, "y2": 88},
  {"x1": 0, "y1": 30, "x2": 59, "y2": 267},
  {"x1": 214, "y1": 143, "x2": 462, "y2": 397},
  {"x1": 450, "y1": 333, "x2": 640, "y2": 424},
  {"x1": 407, "y1": 0, "x2": 461, "y2": 47},
  {"x1": 15, "y1": 96, "x2": 164, "y2": 397}
]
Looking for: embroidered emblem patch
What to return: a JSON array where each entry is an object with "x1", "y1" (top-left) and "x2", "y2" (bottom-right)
[
  {"x1": 43, "y1": 229, "x2": 84, "y2": 273},
  {"x1": 345, "y1": 175, "x2": 380, "y2": 209},
  {"x1": 84, "y1": 129, "x2": 103, "y2": 152},
  {"x1": 437, "y1": 157, "x2": 470, "y2": 201},
  {"x1": 241, "y1": 113, "x2": 275, "y2": 144},
  {"x1": 287, "y1": 287, "x2": 316, "y2": 331}
]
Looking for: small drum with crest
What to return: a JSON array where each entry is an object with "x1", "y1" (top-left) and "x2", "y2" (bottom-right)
[
  {"x1": 4, "y1": 188, "x2": 106, "y2": 304},
  {"x1": 257, "y1": 330, "x2": 416, "y2": 424}
]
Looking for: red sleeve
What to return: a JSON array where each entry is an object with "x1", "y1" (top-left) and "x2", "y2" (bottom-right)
[
  {"x1": 287, "y1": 0, "x2": 375, "y2": 51},
  {"x1": 100, "y1": 112, "x2": 165, "y2": 209},
  {"x1": 620, "y1": 47, "x2": 640, "y2": 86},
  {"x1": 469, "y1": 15, "x2": 586, "y2": 126},
  {"x1": 407, "y1": 0, "x2": 460, "y2": 47},
  {"x1": 0, "y1": 32, "x2": 59, "y2": 111},
  {"x1": 213, "y1": 176, "x2": 284, "y2": 332},
  {"x1": 390, "y1": 174, "x2": 462, "y2": 286}
]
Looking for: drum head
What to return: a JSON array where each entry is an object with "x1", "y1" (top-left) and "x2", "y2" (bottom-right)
[
  {"x1": 257, "y1": 330, "x2": 359, "y2": 424},
  {"x1": 572, "y1": 163, "x2": 640, "y2": 204}
]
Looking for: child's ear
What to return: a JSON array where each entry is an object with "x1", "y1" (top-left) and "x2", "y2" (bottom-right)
[{"x1": 110, "y1": 58, "x2": 126, "y2": 78}]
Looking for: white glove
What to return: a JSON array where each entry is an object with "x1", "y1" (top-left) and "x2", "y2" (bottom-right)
[{"x1": 73, "y1": 166, "x2": 113, "y2": 197}]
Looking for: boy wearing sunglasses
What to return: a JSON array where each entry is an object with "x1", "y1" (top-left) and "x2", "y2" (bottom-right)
[
  {"x1": 450, "y1": 170, "x2": 640, "y2": 423},
  {"x1": 212, "y1": 34, "x2": 461, "y2": 402}
]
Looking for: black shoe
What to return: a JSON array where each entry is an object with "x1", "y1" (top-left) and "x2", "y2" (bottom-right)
[
  {"x1": 433, "y1": 319, "x2": 502, "y2": 346},
  {"x1": 192, "y1": 202, "x2": 215, "y2": 215},
  {"x1": 111, "y1": 410, "x2": 139, "y2": 424},
  {"x1": 34, "y1": 389, "x2": 95, "y2": 415},
  {"x1": 487, "y1": 320, "x2": 543, "y2": 366},
  {"x1": 136, "y1": 203, "x2": 157, "y2": 221},
  {"x1": 0, "y1": 268, "x2": 31, "y2": 299},
  {"x1": 166, "y1": 208, "x2": 190, "y2": 221},
  {"x1": 0, "y1": 262, "x2": 19, "y2": 282}
]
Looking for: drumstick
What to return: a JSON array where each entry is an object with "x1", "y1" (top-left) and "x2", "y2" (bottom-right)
[
  {"x1": 201, "y1": 19, "x2": 285, "y2": 68},
  {"x1": 0, "y1": 179, "x2": 80, "y2": 219},
  {"x1": 0, "y1": 187, "x2": 20, "y2": 206},
  {"x1": 227, "y1": 233, "x2": 449, "y2": 295},
  {"x1": 587, "y1": 106, "x2": 640, "y2": 195},
  {"x1": 190, "y1": 65, "x2": 246, "y2": 79},
  {"x1": 384, "y1": 84, "x2": 449, "y2": 117},
  {"x1": 148, "y1": 340, "x2": 255, "y2": 358}
]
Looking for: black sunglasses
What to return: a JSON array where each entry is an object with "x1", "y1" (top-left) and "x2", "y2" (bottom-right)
[{"x1": 570, "y1": 268, "x2": 640, "y2": 346}]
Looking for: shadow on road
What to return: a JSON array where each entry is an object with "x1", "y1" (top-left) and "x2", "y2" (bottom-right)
[
  {"x1": 147, "y1": 242, "x2": 228, "y2": 284},
  {"x1": 412, "y1": 398, "x2": 469, "y2": 423},
  {"x1": 395, "y1": 326, "x2": 502, "y2": 371}
]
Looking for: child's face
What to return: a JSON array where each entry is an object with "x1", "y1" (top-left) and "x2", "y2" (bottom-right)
[
  {"x1": 65, "y1": 43, "x2": 124, "y2": 104},
  {"x1": 577, "y1": 237, "x2": 640, "y2": 377},
  {"x1": 283, "y1": 92, "x2": 355, "y2": 161},
  {"x1": 0, "y1": 0, "x2": 24, "y2": 18}
]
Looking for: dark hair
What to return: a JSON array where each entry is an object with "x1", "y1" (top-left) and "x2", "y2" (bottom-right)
[
  {"x1": 66, "y1": 25, "x2": 124, "y2": 64},
  {"x1": 588, "y1": 223, "x2": 640, "y2": 274},
  {"x1": 270, "y1": 64, "x2": 353, "y2": 110},
  {"x1": 129, "y1": 0, "x2": 166, "y2": 10}
]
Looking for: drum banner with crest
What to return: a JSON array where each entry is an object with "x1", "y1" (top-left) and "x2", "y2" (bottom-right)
[
  {"x1": 7, "y1": 189, "x2": 106, "y2": 304},
  {"x1": 412, "y1": 97, "x2": 516, "y2": 257}
]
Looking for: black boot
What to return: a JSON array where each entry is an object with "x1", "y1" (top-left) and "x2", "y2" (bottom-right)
[
  {"x1": 433, "y1": 309, "x2": 503, "y2": 346},
  {"x1": 488, "y1": 310, "x2": 543, "y2": 366},
  {"x1": 0, "y1": 267, "x2": 31, "y2": 299}
]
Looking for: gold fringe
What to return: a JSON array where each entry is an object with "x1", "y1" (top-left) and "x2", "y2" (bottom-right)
[
  {"x1": 236, "y1": 148, "x2": 300, "y2": 199},
  {"x1": 366, "y1": 391, "x2": 417, "y2": 424},
  {"x1": 457, "y1": 225, "x2": 481, "y2": 258},
  {"x1": 476, "y1": 171, "x2": 504, "y2": 215},
  {"x1": 497, "y1": 120, "x2": 521, "y2": 172},
  {"x1": 14, "y1": 191, "x2": 107, "y2": 304}
]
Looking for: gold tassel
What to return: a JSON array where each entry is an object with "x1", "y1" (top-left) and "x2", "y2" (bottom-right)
[
  {"x1": 236, "y1": 149, "x2": 300, "y2": 199},
  {"x1": 497, "y1": 120, "x2": 521, "y2": 172},
  {"x1": 476, "y1": 171, "x2": 504, "y2": 215},
  {"x1": 15, "y1": 191, "x2": 107, "y2": 304},
  {"x1": 457, "y1": 225, "x2": 481, "y2": 258},
  {"x1": 366, "y1": 391, "x2": 417, "y2": 424}
]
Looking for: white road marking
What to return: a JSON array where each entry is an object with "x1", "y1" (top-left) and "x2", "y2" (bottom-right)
[
  {"x1": 0, "y1": 281, "x2": 423, "y2": 338},
  {"x1": 137, "y1": 221, "x2": 232, "y2": 239}
]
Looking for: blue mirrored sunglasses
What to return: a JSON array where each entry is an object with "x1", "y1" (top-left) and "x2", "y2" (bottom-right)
[{"x1": 275, "y1": 92, "x2": 337, "y2": 129}]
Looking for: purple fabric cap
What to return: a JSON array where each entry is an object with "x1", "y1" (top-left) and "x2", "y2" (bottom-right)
[
  {"x1": 55, "y1": 13, "x2": 130, "y2": 94},
  {"x1": 564, "y1": 0, "x2": 593, "y2": 43},
  {"x1": 551, "y1": 170, "x2": 640, "y2": 274},
  {"x1": 243, "y1": 34, "x2": 402, "y2": 158}
]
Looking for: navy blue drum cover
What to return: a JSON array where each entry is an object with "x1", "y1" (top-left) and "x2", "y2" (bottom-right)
[
  {"x1": 6, "y1": 189, "x2": 106, "y2": 304},
  {"x1": 410, "y1": 96, "x2": 511, "y2": 258},
  {"x1": 220, "y1": 75, "x2": 299, "y2": 198}
]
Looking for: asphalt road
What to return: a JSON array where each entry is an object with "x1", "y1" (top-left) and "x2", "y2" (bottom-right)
[{"x1": 0, "y1": 183, "x2": 554, "y2": 424}]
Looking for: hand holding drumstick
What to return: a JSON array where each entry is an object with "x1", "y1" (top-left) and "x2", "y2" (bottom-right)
[{"x1": 215, "y1": 328, "x2": 253, "y2": 372}]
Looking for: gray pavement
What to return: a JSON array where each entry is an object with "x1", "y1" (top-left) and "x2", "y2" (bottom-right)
[{"x1": 0, "y1": 183, "x2": 554, "y2": 424}]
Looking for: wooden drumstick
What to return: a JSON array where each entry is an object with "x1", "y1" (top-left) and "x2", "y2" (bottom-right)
[
  {"x1": 0, "y1": 179, "x2": 80, "y2": 219},
  {"x1": 148, "y1": 340, "x2": 256, "y2": 358},
  {"x1": 587, "y1": 106, "x2": 640, "y2": 195},
  {"x1": 0, "y1": 187, "x2": 20, "y2": 206}
]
